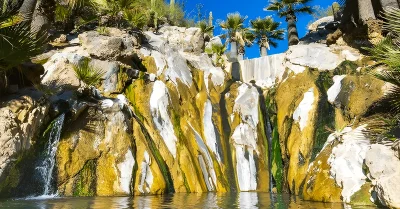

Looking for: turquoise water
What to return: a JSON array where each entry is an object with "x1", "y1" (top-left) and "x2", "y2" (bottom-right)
[{"x1": 0, "y1": 193, "x2": 379, "y2": 209}]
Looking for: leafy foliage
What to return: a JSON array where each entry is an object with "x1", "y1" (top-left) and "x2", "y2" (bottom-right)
[
  {"x1": 219, "y1": 12, "x2": 247, "y2": 42},
  {"x1": 73, "y1": 58, "x2": 105, "y2": 87},
  {"x1": 264, "y1": 0, "x2": 313, "y2": 19},
  {"x1": 364, "y1": 7, "x2": 400, "y2": 140},
  {"x1": 96, "y1": 26, "x2": 109, "y2": 35},
  {"x1": 198, "y1": 20, "x2": 214, "y2": 34},
  {"x1": 0, "y1": 0, "x2": 47, "y2": 71},
  {"x1": 250, "y1": 16, "x2": 284, "y2": 49},
  {"x1": 206, "y1": 42, "x2": 227, "y2": 68}
]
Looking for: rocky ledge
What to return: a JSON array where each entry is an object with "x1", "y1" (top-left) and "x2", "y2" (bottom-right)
[{"x1": 0, "y1": 22, "x2": 399, "y2": 208}]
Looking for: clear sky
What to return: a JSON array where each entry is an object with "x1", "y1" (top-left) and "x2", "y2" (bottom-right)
[{"x1": 181, "y1": 0, "x2": 336, "y2": 59}]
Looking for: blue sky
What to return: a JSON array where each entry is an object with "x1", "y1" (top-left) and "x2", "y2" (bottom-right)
[{"x1": 181, "y1": 0, "x2": 336, "y2": 59}]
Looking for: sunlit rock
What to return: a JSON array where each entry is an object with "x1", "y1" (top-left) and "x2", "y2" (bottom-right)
[
  {"x1": 117, "y1": 149, "x2": 135, "y2": 194},
  {"x1": 365, "y1": 144, "x2": 400, "y2": 208},
  {"x1": 293, "y1": 88, "x2": 315, "y2": 131},
  {"x1": 149, "y1": 81, "x2": 178, "y2": 158},
  {"x1": 286, "y1": 43, "x2": 343, "y2": 70},
  {"x1": 239, "y1": 54, "x2": 286, "y2": 88},
  {"x1": 327, "y1": 125, "x2": 369, "y2": 203},
  {"x1": 327, "y1": 75, "x2": 346, "y2": 103}
]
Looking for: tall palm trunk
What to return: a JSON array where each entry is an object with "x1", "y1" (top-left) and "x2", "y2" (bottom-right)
[
  {"x1": 286, "y1": 13, "x2": 299, "y2": 46},
  {"x1": 19, "y1": 0, "x2": 38, "y2": 21},
  {"x1": 260, "y1": 36, "x2": 268, "y2": 57},
  {"x1": 260, "y1": 46, "x2": 267, "y2": 57},
  {"x1": 380, "y1": 0, "x2": 399, "y2": 9},
  {"x1": 31, "y1": 0, "x2": 49, "y2": 34},
  {"x1": 357, "y1": 0, "x2": 376, "y2": 25},
  {"x1": 230, "y1": 41, "x2": 238, "y2": 61}
]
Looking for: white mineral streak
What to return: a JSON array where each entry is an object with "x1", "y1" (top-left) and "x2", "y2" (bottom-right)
[
  {"x1": 190, "y1": 124, "x2": 217, "y2": 191},
  {"x1": 327, "y1": 75, "x2": 346, "y2": 103},
  {"x1": 164, "y1": 50, "x2": 192, "y2": 86},
  {"x1": 293, "y1": 88, "x2": 315, "y2": 131},
  {"x1": 239, "y1": 54, "x2": 286, "y2": 88},
  {"x1": 117, "y1": 149, "x2": 135, "y2": 194},
  {"x1": 203, "y1": 100, "x2": 221, "y2": 162},
  {"x1": 328, "y1": 125, "x2": 369, "y2": 203},
  {"x1": 138, "y1": 151, "x2": 153, "y2": 194},
  {"x1": 150, "y1": 81, "x2": 178, "y2": 158}
]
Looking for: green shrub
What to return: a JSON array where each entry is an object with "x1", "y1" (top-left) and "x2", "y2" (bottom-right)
[
  {"x1": 96, "y1": 26, "x2": 109, "y2": 35},
  {"x1": 73, "y1": 58, "x2": 105, "y2": 87}
]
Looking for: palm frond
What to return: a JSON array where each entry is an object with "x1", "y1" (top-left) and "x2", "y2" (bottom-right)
[
  {"x1": 73, "y1": 58, "x2": 105, "y2": 87},
  {"x1": 198, "y1": 20, "x2": 214, "y2": 33},
  {"x1": 382, "y1": 7, "x2": 400, "y2": 34},
  {"x1": 0, "y1": 22, "x2": 47, "y2": 71},
  {"x1": 364, "y1": 37, "x2": 400, "y2": 69},
  {"x1": 219, "y1": 12, "x2": 247, "y2": 41},
  {"x1": 294, "y1": 6, "x2": 313, "y2": 14},
  {"x1": 250, "y1": 16, "x2": 284, "y2": 49}
]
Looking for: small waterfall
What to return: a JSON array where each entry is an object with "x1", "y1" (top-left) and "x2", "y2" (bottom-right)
[{"x1": 35, "y1": 113, "x2": 65, "y2": 196}]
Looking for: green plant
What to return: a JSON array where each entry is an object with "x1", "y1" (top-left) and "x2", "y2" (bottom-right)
[
  {"x1": 124, "y1": 8, "x2": 147, "y2": 29},
  {"x1": 206, "y1": 42, "x2": 227, "y2": 68},
  {"x1": 219, "y1": 12, "x2": 252, "y2": 59},
  {"x1": 198, "y1": 20, "x2": 214, "y2": 34},
  {"x1": 73, "y1": 58, "x2": 105, "y2": 87},
  {"x1": 265, "y1": 0, "x2": 313, "y2": 46},
  {"x1": 250, "y1": 16, "x2": 284, "y2": 56},
  {"x1": 96, "y1": 26, "x2": 109, "y2": 35},
  {"x1": 219, "y1": 12, "x2": 247, "y2": 43},
  {"x1": 363, "y1": 7, "x2": 400, "y2": 140},
  {"x1": 0, "y1": 0, "x2": 47, "y2": 71}
]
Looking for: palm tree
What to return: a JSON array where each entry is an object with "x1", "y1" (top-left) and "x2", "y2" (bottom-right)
[
  {"x1": 265, "y1": 0, "x2": 312, "y2": 46},
  {"x1": 219, "y1": 12, "x2": 247, "y2": 61},
  {"x1": 250, "y1": 16, "x2": 284, "y2": 56},
  {"x1": 237, "y1": 28, "x2": 255, "y2": 60},
  {"x1": 0, "y1": 0, "x2": 46, "y2": 92}
]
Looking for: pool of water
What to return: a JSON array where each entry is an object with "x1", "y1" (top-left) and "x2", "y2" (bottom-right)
[{"x1": 0, "y1": 193, "x2": 379, "y2": 209}]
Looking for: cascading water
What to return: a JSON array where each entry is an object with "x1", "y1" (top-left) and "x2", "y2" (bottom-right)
[{"x1": 35, "y1": 113, "x2": 65, "y2": 196}]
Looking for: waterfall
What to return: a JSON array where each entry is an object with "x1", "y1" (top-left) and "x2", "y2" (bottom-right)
[{"x1": 35, "y1": 113, "x2": 65, "y2": 196}]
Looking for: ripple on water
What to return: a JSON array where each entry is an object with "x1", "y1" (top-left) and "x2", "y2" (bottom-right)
[{"x1": 0, "y1": 193, "x2": 377, "y2": 209}]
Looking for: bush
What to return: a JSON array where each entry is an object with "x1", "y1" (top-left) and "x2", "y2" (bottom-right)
[{"x1": 73, "y1": 58, "x2": 105, "y2": 87}]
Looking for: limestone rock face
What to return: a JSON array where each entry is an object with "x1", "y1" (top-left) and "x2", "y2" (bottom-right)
[
  {"x1": 286, "y1": 43, "x2": 343, "y2": 71},
  {"x1": 79, "y1": 29, "x2": 139, "y2": 60},
  {"x1": 0, "y1": 90, "x2": 49, "y2": 178},
  {"x1": 57, "y1": 96, "x2": 135, "y2": 196},
  {"x1": 0, "y1": 24, "x2": 395, "y2": 209},
  {"x1": 366, "y1": 144, "x2": 400, "y2": 209},
  {"x1": 158, "y1": 26, "x2": 204, "y2": 54}
]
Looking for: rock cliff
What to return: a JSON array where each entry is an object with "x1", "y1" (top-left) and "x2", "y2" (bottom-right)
[{"x1": 0, "y1": 21, "x2": 399, "y2": 208}]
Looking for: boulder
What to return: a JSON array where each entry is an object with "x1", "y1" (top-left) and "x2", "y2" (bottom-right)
[
  {"x1": 57, "y1": 96, "x2": 135, "y2": 196},
  {"x1": 308, "y1": 16, "x2": 335, "y2": 32},
  {"x1": 79, "y1": 28, "x2": 140, "y2": 60},
  {"x1": 158, "y1": 26, "x2": 204, "y2": 54},
  {"x1": 0, "y1": 90, "x2": 49, "y2": 178},
  {"x1": 365, "y1": 144, "x2": 400, "y2": 209},
  {"x1": 286, "y1": 43, "x2": 343, "y2": 70},
  {"x1": 205, "y1": 36, "x2": 223, "y2": 52},
  {"x1": 41, "y1": 52, "x2": 83, "y2": 88}
]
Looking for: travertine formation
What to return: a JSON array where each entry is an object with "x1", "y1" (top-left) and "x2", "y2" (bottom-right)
[{"x1": 0, "y1": 19, "x2": 399, "y2": 208}]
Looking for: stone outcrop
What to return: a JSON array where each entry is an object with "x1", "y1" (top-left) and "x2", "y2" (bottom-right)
[
  {"x1": 0, "y1": 89, "x2": 49, "y2": 178},
  {"x1": 366, "y1": 144, "x2": 400, "y2": 209},
  {"x1": 0, "y1": 22, "x2": 397, "y2": 209}
]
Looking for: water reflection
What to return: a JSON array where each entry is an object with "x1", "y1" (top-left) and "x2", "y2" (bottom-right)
[{"x1": 0, "y1": 193, "x2": 379, "y2": 209}]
